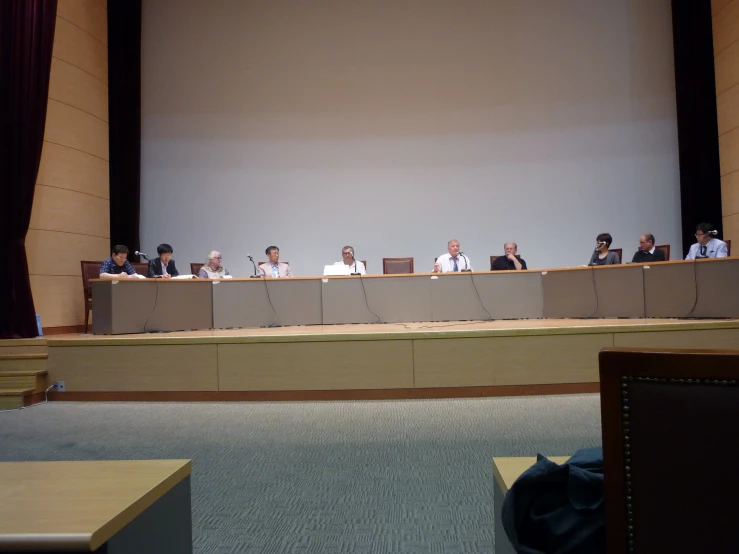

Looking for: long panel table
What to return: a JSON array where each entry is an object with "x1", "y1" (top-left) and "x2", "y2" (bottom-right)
[{"x1": 91, "y1": 258, "x2": 739, "y2": 334}]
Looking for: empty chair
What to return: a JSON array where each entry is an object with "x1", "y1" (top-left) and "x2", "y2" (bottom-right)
[
  {"x1": 382, "y1": 257, "x2": 414, "y2": 274},
  {"x1": 80, "y1": 261, "x2": 102, "y2": 333}
]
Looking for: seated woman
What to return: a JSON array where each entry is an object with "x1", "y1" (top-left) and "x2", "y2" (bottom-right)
[
  {"x1": 588, "y1": 233, "x2": 620, "y2": 265},
  {"x1": 198, "y1": 251, "x2": 231, "y2": 279},
  {"x1": 148, "y1": 243, "x2": 179, "y2": 278}
]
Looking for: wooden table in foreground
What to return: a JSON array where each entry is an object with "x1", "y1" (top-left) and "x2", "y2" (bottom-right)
[
  {"x1": 0, "y1": 460, "x2": 192, "y2": 553},
  {"x1": 492, "y1": 456, "x2": 570, "y2": 554}
]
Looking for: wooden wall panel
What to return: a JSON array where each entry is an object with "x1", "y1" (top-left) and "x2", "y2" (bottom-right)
[
  {"x1": 722, "y1": 171, "x2": 739, "y2": 216},
  {"x1": 30, "y1": 275, "x2": 84, "y2": 327},
  {"x1": 713, "y1": 0, "x2": 739, "y2": 55},
  {"x1": 613, "y1": 328, "x2": 739, "y2": 349},
  {"x1": 413, "y1": 334, "x2": 612, "y2": 388},
  {"x1": 52, "y1": 16, "x2": 107, "y2": 83},
  {"x1": 57, "y1": 0, "x2": 107, "y2": 46},
  {"x1": 29, "y1": 185, "x2": 109, "y2": 238},
  {"x1": 218, "y1": 341, "x2": 414, "y2": 391},
  {"x1": 44, "y1": 100, "x2": 109, "y2": 161},
  {"x1": 724, "y1": 212, "x2": 739, "y2": 246},
  {"x1": 714, "y1": 0, "x2": 734, "y2": 17},
  {"x1": 715, "y1": 40, "x2": 739, "y2": 97},
  {"x1": 26, "y1": 230, "x2": 109, "y2": 277},
  {"x1": 717, "y1": 84, "x2": 739, "y2": 136},
  {"x1": 719, "y1": 125, "x2": 739, "y2": 176},
  {"x1": 48, "y1": 345, "x2": 219, "y2": 391},
  {"x1": 37, "y1": 142, "x2": 109, "y2": 199},
  {"x1": 48, "y1": 57, "x2": 108, "y2": 122}
]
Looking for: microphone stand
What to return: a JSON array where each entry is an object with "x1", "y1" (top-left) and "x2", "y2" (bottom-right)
[
  {"x1": 247, "y1": 255, "x2": 260, "y2": 278},
  {"x1": 459, "y1": 252, "x2": 472, "y2": 272},
  {"x1": 350, "y1": 253, "x2": 360, "y2": 276}
]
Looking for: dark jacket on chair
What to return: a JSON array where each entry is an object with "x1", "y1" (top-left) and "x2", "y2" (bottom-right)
[{"x1": 148, "y1": 258, "x2": 179, "y2": 278}]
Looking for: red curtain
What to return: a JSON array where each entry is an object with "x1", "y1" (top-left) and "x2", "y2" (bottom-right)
[{"x1": 0, "y1": 0, "x2": 57, "y2": 338}]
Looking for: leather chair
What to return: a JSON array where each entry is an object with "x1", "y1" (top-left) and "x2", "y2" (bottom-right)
[
  {"x1": 726, "y1": 239, "x2": 732, "y2": 256},
  {"x1": 80, "y1": 261, "x2": 102, "y2": 333},
  {"x1": 382, "y1": 257, "x2": 414, "y2": 274},
  {"x1": 191, "y1": 262, "x2": 204, "y2": 276},
  {"x1": 608, "y1": 248, "x2": 622, "y2": 263},
  {"x1": 132, "y1": 262, "x2": 149, "y2": 276},
  {"x1": 655, "y1": 244, "x2": 670, "y2": 261},
  {"x1": 600, "y1": 348, "x2": 739, "y2": 554}
]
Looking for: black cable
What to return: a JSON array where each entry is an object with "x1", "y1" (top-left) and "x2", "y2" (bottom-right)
[
  {"x1": 358, "y1": 275, "x2": 382, "y2": 323},
  {"x1": 587, "y1": 267, "x2": 599, "y2": 318},
  {"x1": 469, "y1": 274, "x2": 493, "y2": 321},
  {"x1": 684, "y1": 259, "x2": 700, "y2": 317},
  {"x1": 262, "y1": 278, "x2": 281, "y2": 327},
  {"x1": 143, "y1": 278, "x2": 160, "y2": 332}
]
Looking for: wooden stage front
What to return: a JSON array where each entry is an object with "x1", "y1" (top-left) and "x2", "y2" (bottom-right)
[{"x1": 37, "y1": 317, "x2": 739, "y2": 401}]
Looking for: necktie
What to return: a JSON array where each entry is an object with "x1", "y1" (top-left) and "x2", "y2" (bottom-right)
[
  {"x1": 701, "y1": 245, "x2": 707, "y2": 257},
  {"x1": 453, "y1": 257, "x2": 458, "y2": 272},
  {"x1": 272, "y1": 264, "x2": 280, "y2": 278}
]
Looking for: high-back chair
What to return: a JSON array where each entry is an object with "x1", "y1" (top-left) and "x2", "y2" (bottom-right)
[
  {"x1": 655, "y1": 244, "x2": 670, "y2": 261},
  {"x1": 382, "y1": 257, "x2": 414, "y2": 274},
  {"x1": 600, "y1": 348, "x2": 739, "y2": 554},
  {"x1": 80, "y1": 261, "x2": 102, "y2": 333}
]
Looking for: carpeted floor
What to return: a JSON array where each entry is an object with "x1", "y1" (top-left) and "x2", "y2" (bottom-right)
[{"x1": 0, "y1": 395, "x2": 602, "y2": 553}]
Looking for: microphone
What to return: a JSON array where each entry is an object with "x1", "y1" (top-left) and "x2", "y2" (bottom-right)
[
  {"x1": 135, "y1": 251, "x2": 151, "y2": 261},
  {"x1": 350, "y1": 251, "x2": 360, "y2": 276},
  {"x1": 594, "y1": 242, "x2": 606, "y2": 252},
  {"x1": 247, "y1": 254, "x2": 260, "y2": 278},
  {"x1": 459, "y1": 252, "x2": 472, "y2": 272},
  {"x1": 709, "y1": 230, "x2": 718, "y2": 236}
]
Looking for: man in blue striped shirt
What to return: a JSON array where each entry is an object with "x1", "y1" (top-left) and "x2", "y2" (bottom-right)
[{"x1": 100, "y1": 245, "x2": 140, "y2": 279}]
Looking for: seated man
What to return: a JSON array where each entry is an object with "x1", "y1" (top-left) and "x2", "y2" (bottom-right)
[
  {"x1": 630, "y1": 233, "x2": 666, "y2": 263},
  {"x1": 259, "y1": 246, "x2": 293, "y2": 278},
  {"x1": 330, "y1": 246, "x2": 366, "y2": 275},
  {"x1": 491, "y1": 242, "x2": 527, "y2": 271},
  {"x1": 148, "y1": 243, "x2": 180, "y2": 278},
  {"x1": 685, "y1": 223, "x2": 729, "y2": 259},
  {"x1": 434, "y1": 239, "x2": 472, "y2": 272},
  {"x1": 100, "y1": 245, "x2": 143, "y2": 279}
]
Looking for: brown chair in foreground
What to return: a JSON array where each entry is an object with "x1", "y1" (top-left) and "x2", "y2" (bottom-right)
[
  {"x1": 382, "y1": 257, "x2": 414, "y2": 274},
  {"x1": 608, "y1": 248, "x2": 622, "y2": 263},
  {"x1": 80, "y1": 261, "x2": 102, "y2": 333},
  {"x1": 654, "y1": 244, "x2": 670, "y2": 261},
  {"x1": 600, "y1": 348, "x2": 739, "y2": 554},
  {"x1": 191, "y1": 262, "x2": 204, "y2": 276},
  {"x1": 132, "y1": 262, "x2": 149, "y2": 276}
]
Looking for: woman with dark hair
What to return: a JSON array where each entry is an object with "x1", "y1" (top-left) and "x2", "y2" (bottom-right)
[
  {"x1": 588, "y1": 233, "x2": 620, "y2": 266},
  {"x1": 685, "y1": 223, "x2": 729, "y2": 259},
  {"x1": 148, "y1": 243, "x2": 179, "y2": 278}
]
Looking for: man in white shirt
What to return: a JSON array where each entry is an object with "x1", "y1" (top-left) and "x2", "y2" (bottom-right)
[
  {"x1": 434, "y1": 239, "x2": 472, "y2": 272},
  {"x1": 685, "y1": 223, "x2": 729, "y2": 260},
  {"x1": 332, "y1": 245, "x2": 366, "y2": 275}
]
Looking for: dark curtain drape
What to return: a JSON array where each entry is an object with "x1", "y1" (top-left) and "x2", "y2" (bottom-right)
[
  {"x1": 0, "y1": 0, "x2": 57, "y2": 339},
  {"x1": 108, "y1": 0, "x2": 142, "y2": 259},
  {"x1": 672, "y1": 0, "x2": 722, "y2": 258}
]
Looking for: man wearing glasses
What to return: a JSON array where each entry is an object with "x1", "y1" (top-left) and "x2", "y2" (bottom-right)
[
  {"x1": 100, "y1": 245, "x2": 144, "y2": 279},
  {"x1": 685, "y1": 223, "x2": 729, "y2": 260},
  {"x1": 332, "y1": 246, "x2": 366, "y2": 275}
]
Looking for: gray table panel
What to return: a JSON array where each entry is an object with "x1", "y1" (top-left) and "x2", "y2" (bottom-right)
[
  {"x1": 212, "y1": 280, "x2": 275, "y2": 329},
  {"x1": 693, "y1": 258, "x2": 739, "y2": 317},
  {"x1": 643, "y1": 262, "x2": 697, "y2": 317},
  {"x1": 362, "y1": 276, "x2": 433, "y2": 323},
  {"x1": 322, "y1": 278, "x2": 381, "y2": 324},
  {"x1": 542, "y1": 269, "x2": 598, "y2": 318},
  {"x1": 472, "y1": 272, "x2": 544, "y2": 320},
  {"x1": 262, "y1": 279, "x2": 323, "y2": 326},
  {"x1": 92, "y1": 281, "x2": 212, "y2": 334},
  {"x1": 430, "y1": 274, "x2": 491, "y2": 322},
  {"x1": 591, "y1": 265, "x2": 645, "y2": 318}
]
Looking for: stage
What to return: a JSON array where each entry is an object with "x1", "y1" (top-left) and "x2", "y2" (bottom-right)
[{"x1": 34, "y1": 317, "x2": 739, "y2": 401}]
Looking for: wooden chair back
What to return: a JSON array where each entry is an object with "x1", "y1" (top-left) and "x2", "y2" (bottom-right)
[
  {"x1": 191, "y1": 262, "x2": 204, "y2": 276},
  {"x1": 382, "y1": 257, "x2": 414, "y2": 274},
  {"x1": 80, "y1": 261, "x2": 102, "y2": 333},
  {"x1": 600, "y1": 348, "x2": 739, "y2": 554},
  {"x1": 608, "y1": 248, "x2": 622, "y2": 263},
  {"x1": 655, "y1": 244, "x2": 670, "y2": 261},
  {"x1": 727, "y1": 239, "x2": 732, "y2": 256}
]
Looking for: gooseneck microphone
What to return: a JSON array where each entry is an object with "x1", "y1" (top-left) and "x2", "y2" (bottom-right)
[
  {"x1": 247, "y1": 255, "x2": 260, "y2": 278},
  {"x1": 135, "y1": 251, "x2": 151, "y2": 261},
  {"x1": 459, "y1": 252, "x2": 471, "y2": 272},
  {"x1": 350, "y1": 251, "x2": 360, "y2": 276}
]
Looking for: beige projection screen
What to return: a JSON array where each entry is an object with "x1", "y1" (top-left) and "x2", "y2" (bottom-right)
[{"x1": 142, "y1": 0, "x2": 680, "y2": 276}]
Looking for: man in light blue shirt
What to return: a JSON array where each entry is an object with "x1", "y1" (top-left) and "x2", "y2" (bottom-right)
[
  {"x1": 685, "y1": 223, "x2": 729, "y2": 260},
  {"x1": 258, "y1": 246, "x2": 293, "y2": 278}
]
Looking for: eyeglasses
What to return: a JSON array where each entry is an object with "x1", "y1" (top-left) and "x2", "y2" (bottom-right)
[
  {"x1": 212, "y1": 256, "x2": 222, "y2": 259},
  {"x1": 342, "y1": 252, "x2": 353, "y2": 256},
  {"x1": 694, "y1": 234, "x2": 704, "y2": 238}
]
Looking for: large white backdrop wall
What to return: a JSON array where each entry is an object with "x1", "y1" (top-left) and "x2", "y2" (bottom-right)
[{"x1": 141, "y1": 0, "x2": 680, "y2": 277}]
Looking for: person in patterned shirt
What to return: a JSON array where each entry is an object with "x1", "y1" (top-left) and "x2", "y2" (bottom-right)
[{"x1": 100, "y1": 245, "x2": 141, "y2": 279}]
